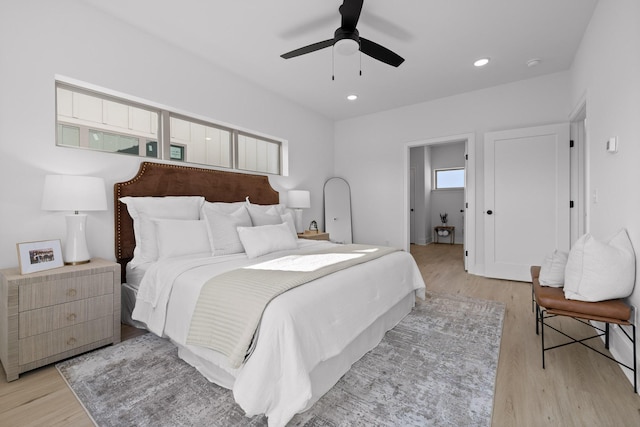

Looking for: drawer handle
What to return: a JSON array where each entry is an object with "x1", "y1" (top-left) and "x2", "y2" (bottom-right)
[
  {"x1": 67, "y1": 289, "x2": 77, "y2": 297},
  {"x1": 67, "y1": 313, "x2": 77, "y2": 321},
  {"x1": 67, "y1": 337, "x2": 77, "y2": 346}
]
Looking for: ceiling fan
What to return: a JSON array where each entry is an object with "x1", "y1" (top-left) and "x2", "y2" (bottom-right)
[{"x1": 280, "y1": 0, "x2": 405, "y2": 68}]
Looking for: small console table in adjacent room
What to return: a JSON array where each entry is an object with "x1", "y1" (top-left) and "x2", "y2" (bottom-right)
[{"x1": 433, "y1": 226, "x2": 455, "y2": 244}]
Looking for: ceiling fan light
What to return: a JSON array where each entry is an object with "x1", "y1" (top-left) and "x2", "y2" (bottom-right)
[
  {"x1": 335, "y1": 38, "x2": 359, "y2": 56},
  {"x1": 474, "y1": 58, "x2": 490, "y2": 67},
  {"x1": 347, "y1": 94, "x2": 358, "y2": 101}
]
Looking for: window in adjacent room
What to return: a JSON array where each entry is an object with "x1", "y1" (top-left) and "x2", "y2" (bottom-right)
[
  {"x1": 55, "y1": 80, "x2": 286, "y2": 176},
  {"x1": 434, "y1": 167, "x2": 465, "y2": 189}
]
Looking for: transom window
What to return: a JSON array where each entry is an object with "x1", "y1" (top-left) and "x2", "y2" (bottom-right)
[
  {"x1": 434, "y1": 168, "x2": 465, "y2": 189},
  {"x1": 55, "y1": 81, "x2": 285, "y2": 175}
]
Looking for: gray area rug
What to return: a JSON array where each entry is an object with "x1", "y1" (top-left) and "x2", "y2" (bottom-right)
[{"x1": 56, "y1": 292, "x2": 505, "y2": 426}]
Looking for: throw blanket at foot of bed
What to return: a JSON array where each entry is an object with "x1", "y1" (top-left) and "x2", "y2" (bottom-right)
[{"x1": 187, "y1": 244, "x2": 398, "y2": 368}]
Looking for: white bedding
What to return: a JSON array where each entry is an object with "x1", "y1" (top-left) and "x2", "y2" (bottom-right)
[{"x1": 131, "y1": 240, "x2": 425, "y2": 426}]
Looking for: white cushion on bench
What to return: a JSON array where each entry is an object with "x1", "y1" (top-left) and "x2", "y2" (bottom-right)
[{"x1": 564, "y1": 229, "x2": 635, "y2": 302}]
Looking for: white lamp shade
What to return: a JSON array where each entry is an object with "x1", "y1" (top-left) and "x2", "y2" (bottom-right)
[
  {"x1": 288, "y1": 190, "x2": 310, "y2": 209},
  {"x1": 42, "y1": 175, "x2": 107, "y2": 212}
]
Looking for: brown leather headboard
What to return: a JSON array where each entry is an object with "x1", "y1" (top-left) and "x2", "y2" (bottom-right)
[{"x1": 114, "y1": 161, "x2": 279, "y2": 282}]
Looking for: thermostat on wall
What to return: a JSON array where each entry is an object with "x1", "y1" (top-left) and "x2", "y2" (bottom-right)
[{"x1": 606, "y1": 137, "x2": 618, "y2": 153}]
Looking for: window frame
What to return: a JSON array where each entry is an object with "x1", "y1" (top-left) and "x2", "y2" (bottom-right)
[
  {"x1": 433, "y1": 167, "x2": 465, "y2": 190},
  {"x1": 55, "y1": 79, "x2": 286, "y2": 176}
]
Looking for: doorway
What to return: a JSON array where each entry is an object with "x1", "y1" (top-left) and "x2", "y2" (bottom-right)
[
  {"x1": 404, "y1": 133, "x2": 475, "y2": 272},
  {"x1": 569, "y1": 100, "x2": 587, "y2": 244}
]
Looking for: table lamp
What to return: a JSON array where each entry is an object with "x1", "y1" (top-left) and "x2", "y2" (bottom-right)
[
  {"x1": 41, "y1": 175, "x2": 107, "y2": 264},
  {"x1": 288, "y1": 190, "x2": 310, "y2": 233}
]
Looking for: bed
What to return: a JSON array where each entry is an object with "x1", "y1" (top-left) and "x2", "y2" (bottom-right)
[{"x1": 115, "y1": 161, "x2": 426, "y2": 427}]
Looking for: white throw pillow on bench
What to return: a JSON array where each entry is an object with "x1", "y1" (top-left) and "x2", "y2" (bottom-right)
[
  {"x1": 564, "y1": 229, "x2": 635, "y2": 302},
  {"x1": 539, "y1": 250, "x2": 568, "y2": 287}
]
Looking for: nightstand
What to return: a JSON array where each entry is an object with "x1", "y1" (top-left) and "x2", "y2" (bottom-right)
[
  {"x1": 297, "y1": 231, "x2": 330, "y2": 241},
  {"x1": 0, "y1": 258, "x2": 121, "y2": 381}
]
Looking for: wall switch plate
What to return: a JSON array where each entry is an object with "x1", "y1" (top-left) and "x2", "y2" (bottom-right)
[{"x1": 606, "y1": 137, "x2": 618, "y2": 153}]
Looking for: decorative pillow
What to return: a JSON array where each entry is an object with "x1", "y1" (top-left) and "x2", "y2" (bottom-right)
[
  {"x1": 564, "y1": 229, "x2": 636, "y2": 302},
  {"x1": 280, "y1": 211, "x2": 298, "y2": 239},
  {"x1": 245, "y1": 198, "x2": 286, "y2": 225},
  {"x1": 538, "y1": 250, "x2": 568, "y2": 287},
  {"x1": 248, "y1": 206, "x2": 282, "y2": 226},
  {"x1": 201, "y1": 202, "x2": 252, "y2": 255},
  {"x1": 237, "y1": 223, "x2": 298, "y2": 258},
  {"x1": 153, "y1": 219, "x2": 211, "y2": 260},
  {"x1": 202, "y1": 201, "x2": 246, "y2": 214},
  {"x1": 120, "y1": 196, "x2": 204, "y2": 266},
  {"x1": 245, "y1": 197, "x2": 286, "y2": 214}
]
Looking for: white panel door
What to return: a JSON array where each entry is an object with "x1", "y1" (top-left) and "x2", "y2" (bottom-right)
[{"x1": 484, "y1": 123, "x2": 570, "y2": 281}]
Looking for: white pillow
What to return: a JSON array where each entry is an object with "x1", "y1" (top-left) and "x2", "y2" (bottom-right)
[
  {"x1": 202, "y1": 201, "x2": 246, "y2": 214},
  {"x1": 153, "y1": 219, "x2": 211, "y2": 260},
  {"x1": 201, "y1": 203, "x2": 252, "y2": 255},
  {"x1": 245, "y1": 198, "x2": 286, "y2": 225},
  {"x1": 237, "y1": 223, "x2": 298, "y2": 258},
  {"x1": 245, "y1": 198, "x2": 286, "y2": 214},
  {"x1": 120, "y1": 196, "x2": 204, "y2": 266},
  {"x1": 280, "y1": 211, "x2": 298, "y2": 239},
  {"x1": 538, "y1": 250, "x2": 568, "y2": 287},
  {"x1": 248, "y1": 206, "x2": 282, "y2": 226},
  {"x1": 564, "y1": 229, "x2": 636, "y2": 302}
]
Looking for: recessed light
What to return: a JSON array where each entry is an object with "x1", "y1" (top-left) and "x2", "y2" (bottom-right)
[
  {"x1": 474, "y1": 58, "x2": 490, "y2": 67},
  {"x1": 347, "y1": 94, "x2": 358, "y2": 101}
]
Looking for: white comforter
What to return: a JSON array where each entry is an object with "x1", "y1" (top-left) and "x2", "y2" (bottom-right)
[{"x1": 132, "y1": 240, "x2": 425, "y2": 426}]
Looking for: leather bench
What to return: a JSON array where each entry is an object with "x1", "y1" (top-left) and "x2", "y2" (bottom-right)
[{"x1": 531, "y1": 265, "x2": 637, "y2": 393}]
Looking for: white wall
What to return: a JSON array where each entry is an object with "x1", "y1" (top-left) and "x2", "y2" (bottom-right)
[
  {"x1": 334, "y1": 72, "x2": 571, "y2": 268},
  {"x1": 569, "y1": 0, "x2": 640, "y2": 385},
  {"x1": 0, "y1": 0, "x2": 334, "y2": 269}
]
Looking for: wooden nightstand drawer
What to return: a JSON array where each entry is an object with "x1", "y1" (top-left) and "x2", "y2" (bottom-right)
[
  {"x1": 19, "y1": 316, "x2": 113, "y2": 365},
  {"x1": 19, "y1": 271, "x2": 114, "y2": 311},
  {"x1": 18, "y1": 294, "x2": 114, "y2": 339}
]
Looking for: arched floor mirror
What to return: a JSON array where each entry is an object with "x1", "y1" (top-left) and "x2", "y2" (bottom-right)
[{"x1": 324, "y1": 177, "x2": 353, "y2": 244}]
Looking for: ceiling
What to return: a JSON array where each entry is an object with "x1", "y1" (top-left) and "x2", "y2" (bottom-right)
[{"x1": 83, "y1": 0, "x2": 598, "y2": 121}]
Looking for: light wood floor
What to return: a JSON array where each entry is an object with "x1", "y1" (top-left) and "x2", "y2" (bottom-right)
[{"x1": 1, "y1": 244, "x2": 639, "y2": 426}]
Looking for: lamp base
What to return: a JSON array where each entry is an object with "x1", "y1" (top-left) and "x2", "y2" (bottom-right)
[
  {"x1": 64, "y1": 214, "x2": 91, "y2": 264},
  {"x1": 293, "y1": 209, "x2": 304, "y2": 234}
]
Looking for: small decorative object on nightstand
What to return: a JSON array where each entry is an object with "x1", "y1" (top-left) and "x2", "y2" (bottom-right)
[
  {"x1": 297, "y1": 230, "x2": 330, "y2": 241},
  {"x1": 0, "y1": 259, "x2": 121, "y2": 381},
  {"x1": 309, "y1": 220, "x2": 318, "y2": 231}
]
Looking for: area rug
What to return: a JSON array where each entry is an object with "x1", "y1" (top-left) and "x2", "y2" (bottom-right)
[{"x1": 56, "y1": 292, "x2": 505, "y2": 426}]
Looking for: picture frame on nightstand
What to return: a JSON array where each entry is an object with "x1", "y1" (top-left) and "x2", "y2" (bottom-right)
[{"x1": 16, "y1": 239, "x2": 64, "y2": 274}]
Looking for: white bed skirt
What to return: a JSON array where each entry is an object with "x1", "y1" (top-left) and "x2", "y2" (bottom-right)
[{"x1": 176, "y1": 291, "x2": 417, "y2": 412}]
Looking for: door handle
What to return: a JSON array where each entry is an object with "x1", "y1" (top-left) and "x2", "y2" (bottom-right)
[{"x1": 486, "y1": 210, "x2": 493, "y2": 215}]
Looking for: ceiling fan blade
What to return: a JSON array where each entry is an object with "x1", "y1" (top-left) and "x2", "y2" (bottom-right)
[
  {"x1": 281, "y1": 39, "x2": 335, "y2": 59},
  {"x1": 359, "y1": 37, "x2": 405, "y2": 67},
  {"x1": 339, "y1": 0, "x2": 364, "y2": 31}
]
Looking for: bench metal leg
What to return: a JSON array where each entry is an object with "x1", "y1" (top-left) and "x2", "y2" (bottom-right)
[
  {"x1": 541, "y1": 308, "x2": 546, "y2": 369},
  {"x1": 538, "y1": 309, "x2": 637, "y2": 393}
]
